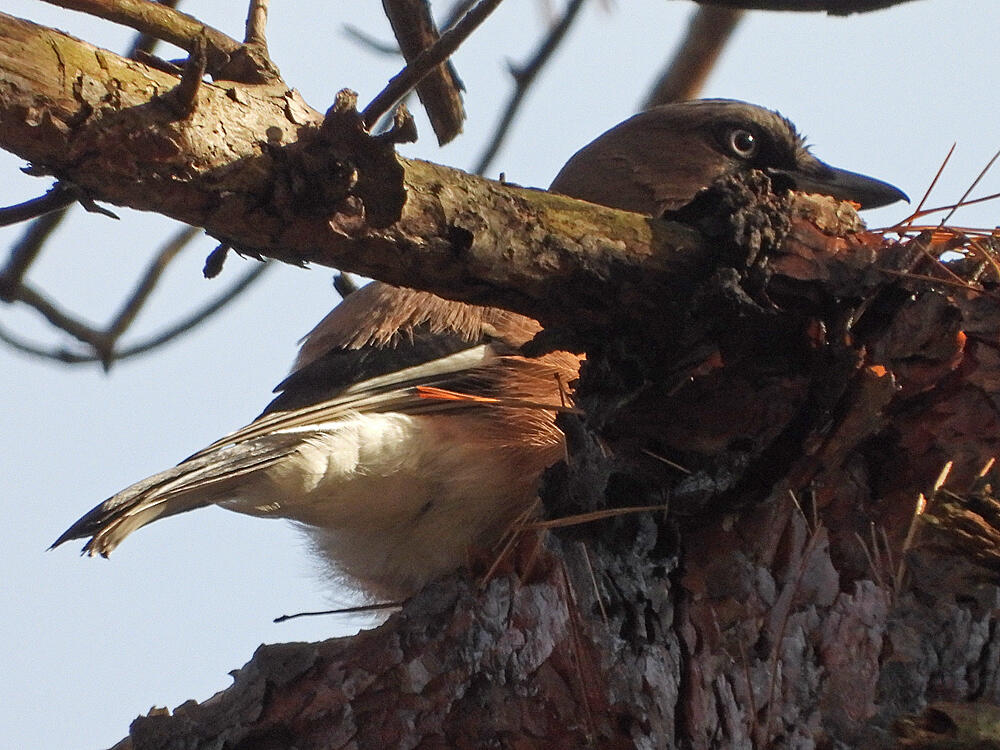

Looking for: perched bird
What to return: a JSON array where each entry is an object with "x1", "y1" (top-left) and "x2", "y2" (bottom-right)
[{"x1": 54, "y1": 100, "x2": 906, "y2": 599}]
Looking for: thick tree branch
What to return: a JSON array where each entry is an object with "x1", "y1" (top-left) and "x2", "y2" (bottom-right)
[{"x1": 0, "y1": 12, "x2": 711, "y2": 334}]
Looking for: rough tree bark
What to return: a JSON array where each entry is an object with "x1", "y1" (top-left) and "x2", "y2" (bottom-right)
[{"x1": 3, "y1": 10, "x2": 999, "y2": 750}]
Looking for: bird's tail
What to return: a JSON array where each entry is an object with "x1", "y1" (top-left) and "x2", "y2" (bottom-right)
[{"x1": 51, "y1": 436, "x2": 300, "y2": 557}]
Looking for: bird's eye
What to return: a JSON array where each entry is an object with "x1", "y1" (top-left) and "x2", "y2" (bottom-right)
[{"x1": 726, "y1": 128, "x2": 758, "y2": 159}]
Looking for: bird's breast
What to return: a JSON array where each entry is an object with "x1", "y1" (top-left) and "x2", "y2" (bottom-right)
[{"x1": 219, "y1": 411, "x2": 559, "y2": 598}]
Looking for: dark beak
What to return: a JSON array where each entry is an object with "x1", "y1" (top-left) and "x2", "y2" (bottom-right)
[{"x1": 769, "y1": 157, "x2": 908, "y2": 210}]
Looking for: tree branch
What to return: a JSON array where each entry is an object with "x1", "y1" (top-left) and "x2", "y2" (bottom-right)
[
  {"x1": 361, "y1": 0, "x2": 505, "y2": 130},
  {"x1": 40, "y1": 0, "x2": 242, "y2": 69},
  {"x1": 380, "y1": 0, "x2": 466, "y2": 145},
  {"x1": 472, "y1": 0, "x2": 586, "y2": 177},
  {"x1": 642, "y1": 5, "x2": 745, "y2": 109},
  {"x1": 682, "y1": 0, "x2": 918, "y2": 15},
  {"x1": 0, "y1": 12, "x2": 712, "y2": 333}
]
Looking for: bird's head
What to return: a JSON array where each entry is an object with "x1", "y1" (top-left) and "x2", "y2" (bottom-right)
[{"x1": 549, "y1": 99, "x2": 907, "y2": 216}]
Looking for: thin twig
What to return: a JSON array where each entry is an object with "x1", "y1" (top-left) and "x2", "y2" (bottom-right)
[
  {"x1": 0, "y1": 208, "x2": 67, "y2": 303},
  {"x1": 361, "y1": 0, "x2": 506, "y2": 129},
  {"x1": 579, "y1": 542, "x2": 608, "y2": 626},
  {"x1": 5, "y1": 280, "x2": 104, "y2": 347},
  {"x1": 343, "y1": 25, "x2": 400, "y2": 56},
  {"x1": 0, "y1": 184, "x2": 77, "y2": 228},
  {"x1": 274, "y1": 601, "x2": 401, "y2": 623},
  {"x1": 105, "y1": 261, "x2": 273, "y2": 360},
  {"x1": 1, "y1": 262, "x2": 272, "y2": 365},
  {"x1": 472, "y1": 0, "x2": 586, "y2": 176},
  {"x1": 528, "y1": 504, "x2": 670, "y2": 530},
  {"x1": 105, "y1": 225, "x2": 200, "y2": 343},
  {"x1": 642, "y1": 6, "x2": 745, "y2": 109},
  {"x1": 890, "y1": 143, "x2": 955, "y2": 232},
  {"x1": 939, "y1": 148, "x2": 1000, "y2": 227}
]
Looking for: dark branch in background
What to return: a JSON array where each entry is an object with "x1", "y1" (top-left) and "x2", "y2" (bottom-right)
[
  {"x1": 343, "y1": 25, "x2": 400, "y2": 55},
  {"x1": 0, "y1": 184, "x2": 76, "y2": 228},
  {"x1": 1, "y1": 6, "x2": 271, "y2": 367},
  {"x1": 3, "y1": 225, "x2": 195, "y2": 367},
  {"x1": 126, "y1": 0, "x2": 180, "y2": 56},
  {"x1": 361, "y1": 0, "x2": 506, "y2": 129},
  {"x1": 0, "y1": 260, "x2": 272, "y2": 365},
  {"x1": 103, "y1": 225, "x2": 199, "y2": 346},
  {"x1": 642, "y1": 5, "x2": 745, "y2": 109},
  {"x1": 0, "y1": 209, "x2": 65, "y2": 302},
  {"x1": 472, "y1": 0, "x2": 586, "y2": 177},
  {"x1": 381, "y1": 0, "x2": 466, "y2": 146},
  {"x1": 676, "y1": 0, "x2": 918, "y2": 14}
]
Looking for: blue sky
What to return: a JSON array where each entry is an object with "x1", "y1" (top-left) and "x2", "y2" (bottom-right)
[{"x1": 3, "y1": 2, "x2": 1000, "y2": 747}]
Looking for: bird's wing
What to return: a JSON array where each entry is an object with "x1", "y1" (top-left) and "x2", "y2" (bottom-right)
[
  {"x1": 51, "y1": 433, "x2": 304, "y2": 555},
  {"x1": 54, "y1": 282, "x2": 576, "y2": 556}
]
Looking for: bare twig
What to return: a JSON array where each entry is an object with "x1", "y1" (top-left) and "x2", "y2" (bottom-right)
[
  {"x1": 100, "y1": 261, "x2": 272, "y2": 361},
  {"x1": 472, "y1": 0, "x2": 586, "y2": 176},
  {"x1": 381, "y1": 0, "x2": 466, "y2": 145},
  {"x1": 0, "y1": 209, "x2": 66, "y2": 303},
  {"x1": 343, "y1": 25, "x2": 399, "y2": 56},
  {"x1": 244, "y1": 0, "x2": 269, "y2": 48},
  {"x1": 274, "y1": 601, "x2": 401, "y2": 623},
  {"x1": 3, "y1": 224, "x2": 196, "y2": 365},
  {"x1": 361, "y1": 0, "x2": 506, "y2": 130},
  {"x1": 939, "y1": 148, "x2": 1000, "y2": 227},
  {"x1": 5, "y1": 279, "x2": 104, "y2": 347},
  {"x1": 105, "y1": 225, "x2": 200, "y2": 343},
  {"x1": 642, "y1": 6, "x2": 745, "y2": 109},
  {"x1": 0, "y1": 261, "x2": 272, "y2": 366},
  {"x1": 0, "y1": 184, "x2": 76, "y2": 228}
]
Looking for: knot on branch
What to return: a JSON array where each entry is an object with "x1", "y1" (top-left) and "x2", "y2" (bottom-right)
[
  {"x1": 667, "y1": 170, "x2": 793, "y2": 269},
  {"x1": 269, "y1": 89, "x2": 413, "y2": 228}
]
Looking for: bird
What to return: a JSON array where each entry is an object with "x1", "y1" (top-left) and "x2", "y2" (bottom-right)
[{"x1": 53, "y1": 100, "x2": 907, "y2": 600}]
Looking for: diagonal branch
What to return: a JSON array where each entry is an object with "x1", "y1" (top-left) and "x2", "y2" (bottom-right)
[
  {"x1": 642, "y1": 5, "x2": 745, "y2": 109},
  {"x1": 40, "y1": 0, "x2": 280, "y2": 82},
  {"x1": 472, "y1": 0, "x2": 586, "y2": 176},
  {"x1": 40, "y1": 0, "x2": 242, "y2": 69},
  {"x1": 361, "y1": 0, "x2": 505, "y2": 130},
  {"x1": 380, "y1": 0, "x2": 466, "y2": 145}
]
